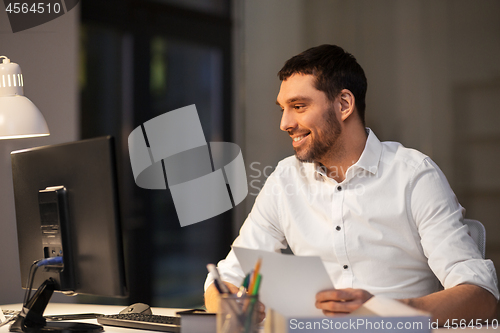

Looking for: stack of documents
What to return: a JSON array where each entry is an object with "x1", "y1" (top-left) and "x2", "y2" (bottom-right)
[{"x1": 233, "y1": 247, "x2": 430, "y2": 333}]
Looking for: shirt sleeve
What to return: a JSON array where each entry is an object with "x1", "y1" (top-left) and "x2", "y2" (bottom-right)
[
  {"x1": 409, "y1": 158, "x2": 499, "y2": 300},
  {"x1": 204, "y1": 172, "x2": 287, "y2": 291}
]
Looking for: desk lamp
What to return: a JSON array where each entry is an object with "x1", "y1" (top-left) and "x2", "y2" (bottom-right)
[
  {"x1": 0, "y1": 56, "x2": 51, "y2": 331},
  {"x1": 0, "y1": 56, "x2": 49, "y2": 140}
]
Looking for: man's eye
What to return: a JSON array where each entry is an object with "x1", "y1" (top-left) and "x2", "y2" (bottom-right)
[{"x1": 293, "y1": 105, "x2": 304, "y2": 110}]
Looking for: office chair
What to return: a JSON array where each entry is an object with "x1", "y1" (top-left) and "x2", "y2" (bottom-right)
[{"x1": 463, "y1": 219, "x2": 486, "y2": 259}]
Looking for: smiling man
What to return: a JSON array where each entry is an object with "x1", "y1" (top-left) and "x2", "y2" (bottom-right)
[{"x1": 204, "y1": 45, "x2": 499, "y2": 322}]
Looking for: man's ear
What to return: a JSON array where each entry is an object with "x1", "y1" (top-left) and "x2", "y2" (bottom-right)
[{"x1": 339, "y1": 89, "x2": 356, "y2": 122}]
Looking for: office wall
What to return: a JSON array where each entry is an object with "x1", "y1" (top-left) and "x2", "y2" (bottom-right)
[
  {"x1": 232, "y1": 0, "x2": 304, "y2": 231},
  {"x1": 0, "y1": 4, "x2": 79, "y2": 303},
  {"x1": 235, "y1": 0, "x2": 500, "y2": 265},
  {"x1": 235, "y1": 0, "x2": 453, "y2": 211},
  {"x1": 1, "y1": 0, "x2": 498, "y2": 305}
]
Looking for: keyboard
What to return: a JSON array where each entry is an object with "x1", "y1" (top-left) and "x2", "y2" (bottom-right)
[{"x1": 97, "y1": 313, "x2": 181, "y2": 332}]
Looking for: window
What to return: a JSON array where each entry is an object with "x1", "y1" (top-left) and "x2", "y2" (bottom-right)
[{"x1": 80, "y1": 0, "x2": 232, "y2": 307}]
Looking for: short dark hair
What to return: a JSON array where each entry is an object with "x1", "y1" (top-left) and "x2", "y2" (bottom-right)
[{"x1": 278, "y1": 44, "x2": 367, "y2": 125}]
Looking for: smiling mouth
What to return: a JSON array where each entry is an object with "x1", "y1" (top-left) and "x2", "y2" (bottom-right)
[{"x1": 292, "y1": 133, "x2": 310, "y2": 147}]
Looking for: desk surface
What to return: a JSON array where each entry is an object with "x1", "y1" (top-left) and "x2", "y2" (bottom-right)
[
  {"x1": 0, "y1": 303, "x2": 186, "y2": 333},
  {"x1": 2, "y1": 303, "x2": 499, "y2": 332}
]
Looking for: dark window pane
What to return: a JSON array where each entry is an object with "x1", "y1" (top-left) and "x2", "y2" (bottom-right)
[
  {"x1": 80, "y1": 0, "x2": 232, "y2": 308},
  {"x1": 149, "y1": 0, "x2": 229, "y2": 17}
]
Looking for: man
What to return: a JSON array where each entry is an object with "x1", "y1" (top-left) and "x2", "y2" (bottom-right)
[{"x1": 204, "y1": 45, "x2": 498, "y2": 322}]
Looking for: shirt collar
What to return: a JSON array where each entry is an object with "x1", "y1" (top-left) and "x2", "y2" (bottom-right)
[
  {"x1": 353, "y1": 128, "x2": 382, "y2": 175},
  {"x1": 313, "y1": 128, "x2": 382, "y2": 179}
]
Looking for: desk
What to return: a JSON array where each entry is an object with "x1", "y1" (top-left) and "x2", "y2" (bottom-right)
[
  {"x1": 0, "y1": 303, "x2": 185, "y2": 333},
  {"x1": 1, "y1": 303, "x2": 499, "y2": 332}
]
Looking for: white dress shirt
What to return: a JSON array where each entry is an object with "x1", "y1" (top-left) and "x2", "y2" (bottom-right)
[{"x1": 205, "y1": 130, "x2": 499, "y2": 300}]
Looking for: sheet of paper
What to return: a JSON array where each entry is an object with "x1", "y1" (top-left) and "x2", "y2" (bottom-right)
[
  {"x1": 233, "y1": 246, "x2": 334, "y2": 317},
  {"x1": 352, "y1": 296, "x2": 429, "y2": 317}
]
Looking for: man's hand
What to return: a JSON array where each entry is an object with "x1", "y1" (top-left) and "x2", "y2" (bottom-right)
[
  {"x1": 205, "y1": 282, "x2": 239, "y2": 312},
  {"x1": 315, "y1": 288, "x2": 373, "y2": 316}
]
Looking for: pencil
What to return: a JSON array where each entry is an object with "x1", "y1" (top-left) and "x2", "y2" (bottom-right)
[
  {"x1": 247, "y1": 257, "x2": 262, "y2": 296},
  {"x1": 251, "y1": 274, "x2": 262, "y2": 296}
]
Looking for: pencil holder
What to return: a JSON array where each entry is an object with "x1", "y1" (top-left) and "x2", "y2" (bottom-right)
[{"x1": 217, "y1": 294, "x2": 259, "y2": 333}]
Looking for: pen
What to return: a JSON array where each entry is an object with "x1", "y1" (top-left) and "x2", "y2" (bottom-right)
[
  {"x1": 237, "y1": 273, "x2": 251, "y2": 297},
  {"x1": 213, "y1": 279, "x2": 224, "y2": 294},
  {"x1": 207, "y1": 264, "x2": 231, "y2": 294},
  {"x1": 242, "y1": 272, "x2": 251, "y2": 290},
  {"x1": 207, "y1": 264, "x2": 245, "y2": 328}
]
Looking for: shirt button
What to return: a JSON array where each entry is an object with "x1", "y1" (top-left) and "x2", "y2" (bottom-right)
[
  {"x1": 336, "y1": 226, "x2": 341, "y2": 231},
  {"x1": 337, "y1": 186, "x2": 342, "y2": 191},
  {"x1": 343, "y1": 265, "x2": 348, "y2": 269}
]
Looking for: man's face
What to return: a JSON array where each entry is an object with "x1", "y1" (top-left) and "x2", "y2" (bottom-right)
[{"x1": 276, "y1": 74, "x2": 342, "y2": 164}]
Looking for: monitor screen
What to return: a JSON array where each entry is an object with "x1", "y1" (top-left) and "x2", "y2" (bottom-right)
[{"x1": 11, "y1": 136, "x2": 127, "y2": 298}]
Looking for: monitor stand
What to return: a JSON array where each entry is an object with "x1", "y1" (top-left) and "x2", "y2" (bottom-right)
[{"x1": 10, "y1": 278, "x2": 103, "y2": 333}]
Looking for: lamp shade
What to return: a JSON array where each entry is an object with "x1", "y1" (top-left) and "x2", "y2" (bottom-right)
[{"x1": 0, "y1": 56, "x2": 49, "y2": 140}]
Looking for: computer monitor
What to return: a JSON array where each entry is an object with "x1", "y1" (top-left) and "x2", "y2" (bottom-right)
[{"x1": 10, "y1": 136, "x2": 128, "y2": 332}]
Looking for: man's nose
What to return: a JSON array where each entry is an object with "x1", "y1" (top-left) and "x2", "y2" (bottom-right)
[{"x1": 280, "y1": 109, "x2": 297, "y2": 132}]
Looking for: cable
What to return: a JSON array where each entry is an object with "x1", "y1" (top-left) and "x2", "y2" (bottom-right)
[
  {"x1": 23, "y1": 257, "x2": 63, "y2": 306},
  {"x1": 37, "y1": 256, "x2": 63, "y2": 267},
  {"x1": 23, "y1": 260, "x2": 40, "y2": 306}
]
